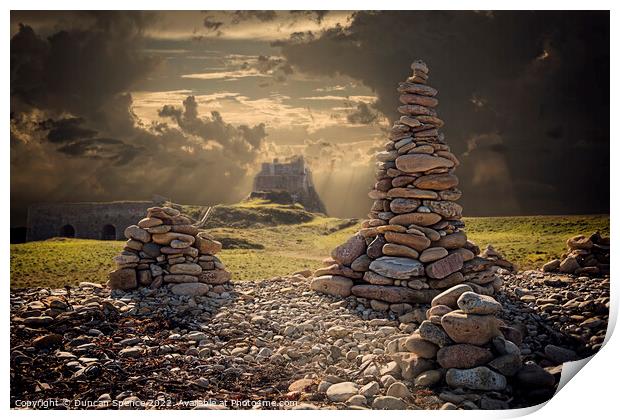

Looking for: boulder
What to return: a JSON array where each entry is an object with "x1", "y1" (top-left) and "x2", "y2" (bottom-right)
[
  {"x1": 428, "y1": 272, "x2": 465, "y2": 289},
  {"x1": 152, "y1": 232, "x2": 195, "y2": 246},
  {"x1": 395, "y1": 154, "x2": 455, "y2": 173},
  {"x1": 426, "y1": 253, "x2": 463, "y2": 279},
  {"x1": 169, "y1": 263, "x2": 202, "y2": 276},
  {"x1": 383, "y1": 243, "x2": 420, "y2": 259},
  {"x1": 384, "y1": 231, "x2": 431, "y2": 251},
  {"x1": 170, "y1": 283, "x2": 209, "y2": 296},
  {"x1": 389, "y1": 212, "x2": 442, "y2": 227},
  {"x1": 446, "y1": 367, "x2": 507, "y2": 391},
  {"x1": 432, "y1": 231, "x2": 467, "y2": 249},
  {"x1": 33, "y1": 333, "x2": 63, "y2": 349},
  {"x1": 515, "y1": 362, "x2": 556, "y2": 388},
  {"x1": 419, "y1": 320, "x2": 452, "y2": 347},
  {"x1": 488, "y1": 354, "x2": 522, "y2": 376},
  {"x1": 351, "y1": 254, "x2": 372, "y2": 271},
  {"x1": 363, "y1": 271, "x2": 395, "y2": 285},
  {"x1": 457, "y1": 292, "x2": 502, "y2": 315},
  {"x1": 108, "y1": 268, "x2": 137, "y2": 290},
  {"x1": 315, "y1": 264, "x2": 363, "y2": 279},
  {"x1": 559, "y1": 256, "x2": 580, "y2": 273},
  {"x1": 544, "y1": 345, "x2": 578, "y2": 364},
  {"x1": 195, "y1": 237, "x2": 222, "y2": 255},
  {"x1": 369, "y1": 256, "x2": 425, "y2": 279},
  {"x1": 137, "y1": 270, "x2": 152, "y2": 285},
  {"x1": 199, "y1": 269, "x2": 231, "y2": 284},
  {"x1": 391, "y1": 352, "x2": 435, "y2": 380},
  {"x1": 390, "y1": 198, "x2": 421, "y2": 213},
  {"x1": 404, "y1": 333, "x2": 439, "y2": 358},
  {"x1": 141, "y1": 243, "x2": 161, "y2": 258},
  {"x1": 437, "y1": 344, "x2": 494, "y2": 369},
  {"x1": 114, "y1": 252, "x2": 139, "y2": 265},
  {"x1": 351, "y1": 285, "x2": 438, "y2": 304},
  {"x1": 326, "y1": 382, "x2": 358, "y2": 402},
  {"x1": 164, "y1": 274, "x2": 199, "y2": 283},
  {"x1": 441, "y1": 311, "x2": 502, "y2": 346},
  {"x1": 310, "y1": 275, "x2": 353, "y2": 297},
  {"x1": 567, "y1": 234, "x2": 593, "y2": 250},
  {"x1": 431, "y1": 284, "x2": 473, "y2": 308},
  {"x1": 367, "y1": 235, "x2": 387, "y2": 259},
  {"x1": 138, "y1": 217, "x2": 163, "y2": 229},
  {"x1": 331, "y1": 234, "x2": 366, "y2": 265},
  {"x1": 424, "y1": 200, "x2": 463, "y2": 219},
  {"x1": 419, "y1": 247, "x2": 448, "y2": 263},
  {"x1": 124, "y1": 225, "x2": 151, "y2": 243},
  {"x1": 415, "y1": 370, "x2": 443, "y2": 387},
  {"x1": 386, "y1": 382, "x2": 411, "y2": 399},
  {"x1": 414, "y1": 174, "x2": 459, "y2": 190},
  {"x1": 387, "y1": 187, "x2": 439, "y2": 199}
]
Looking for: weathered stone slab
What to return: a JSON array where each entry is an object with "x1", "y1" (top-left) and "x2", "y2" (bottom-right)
[
  {"x1": 389, "y1": 212, "x2": 442, "y2": 227},
  {"x1": 310, "y1": 275, "x2": 353, "y2": 297},
  {"x1": 108, "y1": 268, "x2": 137, "y2": 290},
  {"x1": 395, "y1": 154, "x2": 454, "y2": 173},
  {"x1": 387, "y1": 187, "x2": 438, "y2": 199},
  {"x1": 389, "y1": 198, "x2": 421, "y2": 214},
  {"x1": 331, "y1": 234, "x2": 367, "y2": 265},
  {"x1": 369, "y1": 256, "x2": 425, "y2": 279},
  {"x1": 351, "y1": 285, "x2": 438, "y2": 303},
  {"x1": 426, "y1": 253, "x2": 464, "y2": 279},
  {"x1": 384, "y1": 231, "x2": 431, "y2": 251},
  {"x1": 199, "y1": 269, "x2": 231, "y2": 285},
  {"x1": 414, "y1": 174, "x2": 459, "y2": 190},
  {"x1": 431, "y1": 231, "x2": 467, "y2": 249}
]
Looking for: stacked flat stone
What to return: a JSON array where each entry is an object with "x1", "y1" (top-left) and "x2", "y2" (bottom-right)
[
  {"x1": 108, "y1": 206, "x2": 231, "y2": 295},
  {"x1": 399, "y1": 285, "x2": 555, "y2": 399},
  {"x1": 310, "y1": 60, "x2": 505, "y2": 309},
  {"x1": 542, "y1": 231, "x2": 609, "y2": 277},
  {"x1": 406, "y1": 286, "x2": 516, "y2": 391}
]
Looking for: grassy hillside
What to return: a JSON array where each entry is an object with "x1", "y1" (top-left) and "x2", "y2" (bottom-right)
[{"x1": 10, "y1": 200, "x2": 609, "y2": 289}]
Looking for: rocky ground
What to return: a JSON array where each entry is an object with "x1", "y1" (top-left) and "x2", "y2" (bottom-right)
[{"x1": 10, "y1": 270, "x2": 609, "y2": 410}]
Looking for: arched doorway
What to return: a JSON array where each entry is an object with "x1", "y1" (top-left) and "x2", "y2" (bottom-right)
[
  {"x1": 101, "y1": 224, "x2": 116, "y2": 240},
  {"x1": 59, "y1": 224, "x2": 75, "y2": 238}
]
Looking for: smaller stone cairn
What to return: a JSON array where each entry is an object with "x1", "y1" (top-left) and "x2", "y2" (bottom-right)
[
  {"x1": 542, "y1": 232, "x2": 609, "y2": 277},
  {"x1": 108, "y1": 206, "x2": 231, "y2": 296},
  {"x1": 396, "y1": 285, "x2": 556, "y2": 402}
]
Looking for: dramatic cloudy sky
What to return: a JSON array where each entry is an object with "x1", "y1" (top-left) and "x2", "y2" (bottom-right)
[{"x1": 10, "y1": 11, "x2": 609, "y2": 226}]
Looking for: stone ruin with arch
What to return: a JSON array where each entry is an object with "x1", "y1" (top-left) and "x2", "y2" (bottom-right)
[{"x1": 26, "y1": 198, "x2": 166, "y2": 242}]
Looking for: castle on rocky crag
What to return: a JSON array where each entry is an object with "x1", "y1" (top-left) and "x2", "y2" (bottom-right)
[
  {"x1": 251, "y1": 156, "x2": 327, "y2": 214},
  {"x1": 26, "y1": 196, "x2": 168, "y2": 242}
]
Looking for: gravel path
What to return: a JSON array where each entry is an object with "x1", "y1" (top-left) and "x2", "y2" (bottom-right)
[{"x1": 10, "y1": 270, "x2": 609, "y2": 410}]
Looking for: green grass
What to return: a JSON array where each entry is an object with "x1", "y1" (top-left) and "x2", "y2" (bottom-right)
[
  {"x1": 10, "y1": 238, "x2": 122, "y2": 289},
  {"x1": 10, "y1": 207, "x2": 609, "y2": 289},
  {"x1": 463, "y1": 215, "x2": 610, "y2": 269}
]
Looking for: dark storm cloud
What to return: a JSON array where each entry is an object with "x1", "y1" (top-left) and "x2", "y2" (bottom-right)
[
  {"x1": 231, "y1": 11, "x2": 277, "y2": 23},
  {"x1": 11, "y1": 13, "x2": 159, "y2": 119},
  {"x1": 39, "y1": 117, "x2": 97, "y2": 143},
  {"x1": 158, "y1": 95, "x2": 267, "y2": 156},
  {"x1": 10, "y1": 12, "x2": 270, "y2": 225},
  {"x1": 229, "y1": 11, "x2": 329, "y2": 24},
  {"x1": 276, "y1": 10, "x2": 610, "y2": 215},
  {"x1": 238, "y1": 55, "x2": 294, "y2": 82},
  {"x1": 347, "y1": 102, "x2": 381, "y2": 125},
  {"x1": 289, "y1": 11, "x2": 330, "y2": 24}
]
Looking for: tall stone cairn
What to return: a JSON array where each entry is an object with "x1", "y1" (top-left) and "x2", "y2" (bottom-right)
[
  {"x1": 310, "y1": 60, "x2": 511, "y2": 309},
  {"x1": 108, "y1": 206, "x2": 231, "y2": 296}
]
